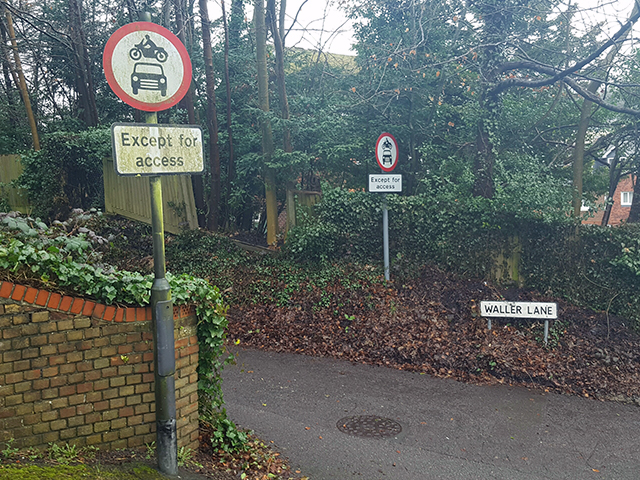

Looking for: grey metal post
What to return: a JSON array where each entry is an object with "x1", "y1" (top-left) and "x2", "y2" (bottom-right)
[
  {"x1": 544, "y1": 320, "x2": 549, "y2": 346},
  {"x1": 141, "y1": 11, "x2": 177, "y2": 475},
  {"x1": 383, "y1": 194, "x2": 390, "y2": 281},
  {"x1": 149, "y1": 173, "x2": 177, "y2": 475}
]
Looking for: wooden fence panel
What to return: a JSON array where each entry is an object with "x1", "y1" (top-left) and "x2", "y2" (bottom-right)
[
  {"x1": 103, "y1": 158, "x2": 198, "y2": 234},
  {"x1": 0, "y1": 154, "x2": 30, "y2": 213}
]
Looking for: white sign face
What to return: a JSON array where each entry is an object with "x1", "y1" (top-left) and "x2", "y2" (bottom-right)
[
  {"x1": 375, "y1": 133, "x2": 399, "y2": 172},
  {"x1": 369, "y1": 174, "x2": 402, "y2": 192},
  {"x1": 110, "y1": 32, "x2": 182, "y2": 102},
  {"x1": 103, "y1": 22, "x2": 192, "y2": 112},
  {"x1": 111, "y1": 123, "x2": 204, "y2": 176},
  {"x1": 480, "y1": 301, "x2": 557, "y2": 319}
]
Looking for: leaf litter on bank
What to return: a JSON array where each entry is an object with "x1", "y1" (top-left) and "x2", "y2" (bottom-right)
[{"x1": 227, "y1": 265, "x2": 640, "y2": 405}]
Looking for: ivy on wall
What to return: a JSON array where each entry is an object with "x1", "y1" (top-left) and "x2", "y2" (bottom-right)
[
  {"x1": 286, "y1": 186, "x2": 640, "y2": 325},
  {"x1": 0, "y1": 210, "x2": 245, "y2": 450}
]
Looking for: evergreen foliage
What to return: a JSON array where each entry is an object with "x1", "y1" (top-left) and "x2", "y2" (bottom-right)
[
  {"x1": 17, "y1": 129, "x2": 111, "y2": 220},
  {"x1": 287, "y1": 185, "x2": 640, "y2": 324}
]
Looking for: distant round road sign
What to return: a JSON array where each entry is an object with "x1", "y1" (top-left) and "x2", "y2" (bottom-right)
[
  {"x1": 375, "y1": 133, "x2": 399, "y2": 172},
  {"x1": 103, "y1": 22, "x2": 192, "y2": 112}
]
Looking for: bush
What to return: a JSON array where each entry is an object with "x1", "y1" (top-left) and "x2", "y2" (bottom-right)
[
  {"x1": 285, "y1": 187, "x2": 382, "y2": 262},
  {"x1": 285, "y1": 186, "x2": 640, "y2": 326},
  {"x1": 18, "y1": 128, "x2": 111, "y2": 220},
  {"x1": 521, "y1": 222, "x2": 640, "y2": 324}
]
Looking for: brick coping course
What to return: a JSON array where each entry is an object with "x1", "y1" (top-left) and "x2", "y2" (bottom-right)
[{"x1": 0, "y1": 281, "x2": 196, "y2": 322}]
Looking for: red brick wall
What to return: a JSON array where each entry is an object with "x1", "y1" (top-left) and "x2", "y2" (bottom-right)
[{"x1": 0, "y1": 282, "x2": 199, "y2": 452}]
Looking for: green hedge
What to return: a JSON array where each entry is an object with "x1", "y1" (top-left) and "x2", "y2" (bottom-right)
[
  {"x1": 18, "y1": 128, "x2": 111, "y2": 220},
  {"x1": 285, "y1": 186, "x2": 640, "y2": 325},
  {"x1": 520, "y1": 222, "x2": 640, "y2": 324}
]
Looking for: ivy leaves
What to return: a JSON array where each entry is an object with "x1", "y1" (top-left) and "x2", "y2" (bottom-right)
[{"x1": 0, "y1": 212, "x2": 234, "y2": 441}]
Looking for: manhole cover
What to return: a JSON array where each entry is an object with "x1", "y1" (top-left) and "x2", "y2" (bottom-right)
[{"x1": 336, "y1": 415, "x2": 402, "y2": 438}]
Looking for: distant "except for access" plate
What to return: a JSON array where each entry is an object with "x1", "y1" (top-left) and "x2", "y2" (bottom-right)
[
  {"x1": 111, "y1": 123, "x2": 204, "y2": 176},
  {"x1": 369, "y1": 174, "x2": 402, "y2": 192}
]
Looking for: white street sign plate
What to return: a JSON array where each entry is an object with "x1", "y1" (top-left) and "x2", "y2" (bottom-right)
[
  {"x1": 480, "y1": 301, "x2": 557, "y2": 319},
  {"x1": 369, "y1": 174, "x2": 402, "y2": 192},
  {"x1": 111, "y1": 123, "x2": 204, "y2": 176}
]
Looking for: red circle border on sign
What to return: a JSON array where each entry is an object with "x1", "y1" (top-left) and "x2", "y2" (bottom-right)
[
  {"x1": 103, "y1": 22, "x2": 192, "y2": 112},
  {"x1": 375, "y1": 133, "x2": 399, "y2": 172}
]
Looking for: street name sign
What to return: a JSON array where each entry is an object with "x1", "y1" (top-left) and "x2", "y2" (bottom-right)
[
  {"x1": 111, "y1": 123, "x2": 204, "y2": 176},
  {"x1": 369, "y1": 174, "x2": 402, "y2": 192},
  {"x1": 480, "y1": 301, "x2": 557, "y2": 319},
  {"x1": 375, "y1": 133, "x2": 399, "y2": 172},
  {"x1": 103, "y1": 22, "x2": 192, "y2": 111}
]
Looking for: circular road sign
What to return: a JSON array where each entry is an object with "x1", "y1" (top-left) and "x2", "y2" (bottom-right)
[
  {"x1": 103, "y1": 22, "x2": 192, "y2": 112},
  {"x1": 375, "y1": 133, "x2": 399, "y2": 172}
]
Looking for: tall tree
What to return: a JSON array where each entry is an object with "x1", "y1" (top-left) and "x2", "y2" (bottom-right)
[
  {"x1": 266, "y1": 0, "x2": 291, "y2": 153},
  {"x1": 68, "y1": 0, "x2": 99, "y2": 126},
  {"x1": 347, "y1": 0, "x2": 468, "y2": 193},
  {"x1": 174, "y1": 0, "x2": 206, "y2": 228},
  {"x1": 221, "y1": 0, "x2": 236, "y2": 229},
  {"x1": 199, "y1": 0, "x2": 222, "y2": 230},
  {"x1": 571, "y1": 0, "x2": 639, "y2": 217},
  {"x1": 468, "y1": 0, "x2": 640, "y2": 198},
  {"x1": 1, "y1": 3, "x2": 39, "y2": 150},
  {"x1": 254, "y1": 0, "x2": 277, "y2": 245}
]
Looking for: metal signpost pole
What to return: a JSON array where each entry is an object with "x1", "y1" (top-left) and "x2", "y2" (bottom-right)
[
  {"x1": 372, "y1": 133, "x2": 399, "y2": 283},
  {"x1": 382, "y1": 194, "x2": 390, "y2": 281},
  {"x1": 149, "y1": 166, "x2": 177, "y2": 475},
  {"x1": 105, "y1": 12, "x2": 197, "y2": 476},
  {"x1": 140, "y1": 11, "x2": 177, "y2": 476}
]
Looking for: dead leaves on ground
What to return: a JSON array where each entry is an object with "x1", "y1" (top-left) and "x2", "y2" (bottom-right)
[{"x1": 228, "y1": 266, "x2": 640, "y2": 404}]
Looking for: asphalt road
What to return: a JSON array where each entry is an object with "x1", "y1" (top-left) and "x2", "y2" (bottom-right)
[{"x1": 222, "y1": 347, "x2": 640, "y2": 480}]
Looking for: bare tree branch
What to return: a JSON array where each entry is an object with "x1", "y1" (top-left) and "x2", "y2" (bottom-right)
[{"x1": 491, "y1": 0, "x2": 640, "y2": 97}]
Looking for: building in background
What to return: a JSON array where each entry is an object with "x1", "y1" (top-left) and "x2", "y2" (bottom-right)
[{"x1": 583, "y1": 175, "x2": 636, "y2": 226}]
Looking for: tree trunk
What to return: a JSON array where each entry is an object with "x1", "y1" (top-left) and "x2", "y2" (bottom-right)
[
  {"x1": 2, "y1": 6, "x2": 39, "y2": 150},
  {"x1": 571, "y1": 88, "x2": 596, "y2": 218},
  {"x1": 0, "y1": 21, "x2": 17, "y2": 109},
  {"x1": 600, "y1": 150, "x2": 622, "y2": 227},
  {"x1": 68, "y1": 0, "x2": 99, "y2": 127},
  {"x1": 473, "y1": 93, "x2": 498, "y2": 198},
  {"x1": 174, "y1": 0, "x2": 205, "y2": 227},
  {"x1": 471, "y1": 2, "x2": 502, "y2": 199},
  {"x1": 267, "y1": 0, "x2": 294, "y2": 237},
  {"x1": 221, "y1": 0, "x2": 236, "y2": 229},
  {"x1": 254, "y1": 0, "x2": 277, "y2": 246},
  {"x1": 199, "y1": 0, "x2": 222, "y2": 231},
  {"x1": 266, "y1": 0, "x2": 291, "y2": 153}
]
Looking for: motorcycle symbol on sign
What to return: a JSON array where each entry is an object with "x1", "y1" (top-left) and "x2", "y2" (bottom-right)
[{"x1": 129, "y1": 35, "x2": 168, "y2": 63}]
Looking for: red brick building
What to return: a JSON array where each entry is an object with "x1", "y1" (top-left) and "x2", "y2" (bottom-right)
[{"x1": 583, "y1": 175, "x2": 636, "y2": 226}]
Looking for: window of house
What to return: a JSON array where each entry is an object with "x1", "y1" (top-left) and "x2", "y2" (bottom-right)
[{"x1": 621, "y1": 191, "x2": 633, "y2": 206}]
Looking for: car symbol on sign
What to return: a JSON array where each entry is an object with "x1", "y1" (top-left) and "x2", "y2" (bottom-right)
[
  {"x1": 131, "y1": 63, "x2": 167, "y2": 96},
  {"x1": 381, "y1": 138, "x2": 393, "y2": 165}
]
